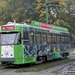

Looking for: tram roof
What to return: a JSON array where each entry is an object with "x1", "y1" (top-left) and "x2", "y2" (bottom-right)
[{"x1": 0, "y1": 21, "x2": 69, "y2": 34}]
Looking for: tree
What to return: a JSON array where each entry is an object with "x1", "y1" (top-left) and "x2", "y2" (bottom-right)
[
  {"x1": 0, "y1": 0, "x2": 75, "y2": 43},
  {"x1": 0, "y1": 0, "x2": 36, "y2": 24},
  {"x1": 0, "y1": 0, "x2": 11, "y2": 24},
  {"x1": 34, "y1": 0, "x2": 46, "y2": 22}
]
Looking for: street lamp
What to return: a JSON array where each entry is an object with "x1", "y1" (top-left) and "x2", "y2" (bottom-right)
[{"x1": 45, "y1": 0, "x2": 59, "y2": 24}]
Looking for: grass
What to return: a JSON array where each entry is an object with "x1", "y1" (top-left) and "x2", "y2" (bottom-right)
[{"x1": 0, "y1": 62, "x2": 1, "y2": 66}]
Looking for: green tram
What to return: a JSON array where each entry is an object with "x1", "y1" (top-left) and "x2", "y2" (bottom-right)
[{"x1": 0, "y1": 20, "x2": 70, "y2": 65}]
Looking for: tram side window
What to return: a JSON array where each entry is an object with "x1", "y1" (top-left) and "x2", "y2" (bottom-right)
[
  {"x1": 35, "y1": 32, "x2": 41, "y2": 44},
  {"x1": 57, "y1": 35, "x2": 61, "y2": 44},
  {"x1": 30, "y1": 31, "x2": 34, "y2": 44},
  {"x1": 23, "y1": 31, "x2": 28, "y2": 40},
  {"x1": 61, "y1": 36, "x2": 65, "y2": 44},
  {"x1": 23, "y1": 31, "x2": 29, "y2": 44},
  {"x1": 65, "y1": 36, "x2": 70, "y2": 44},
  {"x1": 68, "y1": 36, "x2": 70, "y2": 44},
  {"x1": 41, "y1": 33, "x2": 47, "y2": 44},
  {"x1": 52, "y1": 34, "x2": 57, "y2": 44},
  {"x1": 47, "y1": 33, "x2": 51, "y2": 44}
]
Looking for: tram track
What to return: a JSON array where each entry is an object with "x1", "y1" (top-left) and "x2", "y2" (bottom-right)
[
  {"x1": 55, "y1": 61, "x2": 75, "y2": 75},
  {"x1": 0, "y1": 64, "x2": 36, "y2": 73},
  {"x1": 0, "y1": 66, "x2": 16, "y2": 73},
  {"x1": 52, "y1": 61, "x2": 75, "y2": 75},
  {"x1": 0, "y1": 53, "x2": 75, "y2": 74},
  {"x1": 0, "y1": 59, "x2": 74, "y2": 74}
]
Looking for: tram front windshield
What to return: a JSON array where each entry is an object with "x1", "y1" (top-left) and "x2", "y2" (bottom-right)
[{"x1": 0, "y1": 32, "x2": 21, "y2": 45}]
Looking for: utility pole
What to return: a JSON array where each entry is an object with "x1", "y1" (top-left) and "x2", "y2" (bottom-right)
[
  {"x1": 46, "y1": 0, "x2": 48, "y2": 24},
  {"x1": 45, "y1": 0, "x2": 59, "y2": 24}
]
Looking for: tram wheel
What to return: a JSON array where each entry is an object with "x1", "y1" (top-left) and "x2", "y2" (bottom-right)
[{"x1": 64, "y1": 54, "x2": 67, "y2": 59}]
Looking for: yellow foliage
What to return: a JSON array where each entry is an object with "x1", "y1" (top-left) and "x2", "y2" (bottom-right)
[
  {"x1": 35, "y1": 5, "x2": 41, "y2": 10},
  {"x1": 53, "y1": 19, "x2": 60, "y2": 25},
  {"x1": 40, "y1": 10, "x2": 45, "y2": 14},
  {"x1": 0, "y1": 21, "x2": 5, "y2": 25},
  {"x1": 40, "y1": 13, "x2": 44, "y2": 17},
  {"x1": 43, "y1": 4, "x2": 46, "y2": 7},
  {"x1": 59, "y1": 0, "x2": 66, "y2": 6},
  {"x1": 37, "y1": 0, "x2": 41, "y2": 3},
  {"x1": 0, "y1": 0, "x2": 8, "y2": 8},
  {"x1": 26, "y1": 19, "x2": 31, "y2": 23},
  {"x1": 54, "y1": 19, "x2": 71, "y2": 29},
  {"x1": 36, "y1": 3, "x2": 42, "y2": 6},
  {"x1": 59, "y1": 9, "x2": 65, "y2": 13}
]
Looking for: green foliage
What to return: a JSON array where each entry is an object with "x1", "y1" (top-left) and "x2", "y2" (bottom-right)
[{"x1": 0, "y1": 0, "x2": 75, "y2": 43}]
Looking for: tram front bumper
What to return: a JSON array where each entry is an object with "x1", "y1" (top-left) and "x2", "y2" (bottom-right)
[{"x1": 0, "y1": 58, "x2": 15, "y2": 62}]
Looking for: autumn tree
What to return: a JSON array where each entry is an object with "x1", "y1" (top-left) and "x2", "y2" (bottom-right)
[{"x1": 0, "y1": 0, "x2": 36, "y2": 24}]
